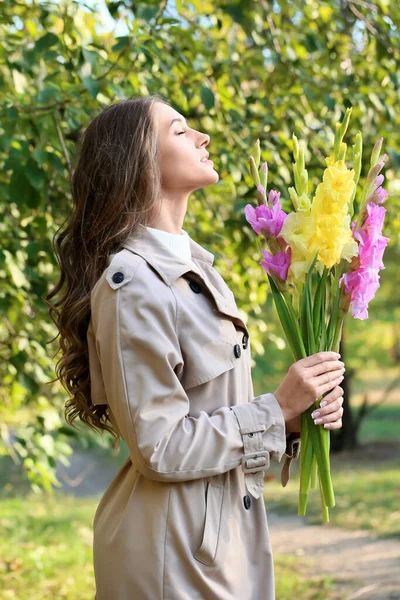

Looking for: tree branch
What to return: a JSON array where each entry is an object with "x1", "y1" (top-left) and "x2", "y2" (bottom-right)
[{"x1": 52, "y1": 110, "x2": 72, "y2": 179}]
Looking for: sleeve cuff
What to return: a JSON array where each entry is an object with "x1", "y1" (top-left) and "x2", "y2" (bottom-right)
[{"x1": 230, "y1": 393, "x2": 288, "y2": 499}]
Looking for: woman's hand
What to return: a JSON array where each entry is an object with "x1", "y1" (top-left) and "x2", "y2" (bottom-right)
[
  {"x1": 273, "y1": 351, "x2": 345, "y2": 422},
  {"x1": 284, "y1": 384, "x2": 345, "y2": 433},
  {"x1": 310, "y1": 384, "x2": 344, "y2": 430}
]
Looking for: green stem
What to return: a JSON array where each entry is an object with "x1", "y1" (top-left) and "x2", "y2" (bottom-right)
[
  {"x1": 318, "y1": 473, "x2": 330, "y2": 523},
  {"x1": 298, "y1": 411, "x2": 312, "y2": 516},
  {"x1": 306, "y1": 405, "x2": 335, "y2": 507},
  {"x1": 310, "y1": 451, "x2": 318, "y2": 489}
]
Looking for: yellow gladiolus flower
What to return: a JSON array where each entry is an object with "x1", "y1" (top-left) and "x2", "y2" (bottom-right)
[
  {"x1": 281, "y1": 155, "x2": 359, "y2": 279},
  {"x1": 279, "y1": 211, "x2": 316, "y2": 283},
  {"x1": 325, "y1": 158, "x2": 355, "y2": 199},
  {"x1": 308, "y1": 212, "x2": 358, "y2": 269}
]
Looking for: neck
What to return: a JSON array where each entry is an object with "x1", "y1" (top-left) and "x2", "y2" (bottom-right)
[{"x1": 145, "y1": 225, "x2": 192, "y2": 262}]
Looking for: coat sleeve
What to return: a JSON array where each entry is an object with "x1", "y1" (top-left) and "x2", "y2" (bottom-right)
[{"x1": 90, "y1": 258, "x2": 288, "y2": 493}]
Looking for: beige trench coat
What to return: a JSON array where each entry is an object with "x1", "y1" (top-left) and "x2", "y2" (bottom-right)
[{"x1": 88, "y1": 224, "x2": 300, "y2": 600}]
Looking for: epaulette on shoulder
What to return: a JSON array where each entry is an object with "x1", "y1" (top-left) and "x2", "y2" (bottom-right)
[{"x1": 105, "y1": 249, "x2": 143, "y2": 290}]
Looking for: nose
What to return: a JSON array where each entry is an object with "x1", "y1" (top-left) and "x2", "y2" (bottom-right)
[{"x1": 200, "y1": 132, "x2": 210, "y2": 147}]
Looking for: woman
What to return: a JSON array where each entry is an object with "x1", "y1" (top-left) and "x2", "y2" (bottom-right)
[{"x1": 46, "y1": 95, "x2": 345, "y2": 600}]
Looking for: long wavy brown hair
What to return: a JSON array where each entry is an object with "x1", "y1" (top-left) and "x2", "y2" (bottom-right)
[{"x1": 45, "y1": 94, "x2": 168, "y2": 441}]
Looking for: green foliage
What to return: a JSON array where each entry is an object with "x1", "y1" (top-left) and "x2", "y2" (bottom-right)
[{"x1": 1, "y1": 0, "x2": 400, "y2": 490}]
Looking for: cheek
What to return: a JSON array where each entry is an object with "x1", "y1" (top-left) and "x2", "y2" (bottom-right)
[{"x1": 160, "y1": 144, "x2": 193, "y2": 176}]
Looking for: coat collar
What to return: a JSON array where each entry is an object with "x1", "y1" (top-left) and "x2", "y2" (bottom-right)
[
  {"x1": 121, "y1": 224, "x2": 250, "y2": 336},
  {"x1": 120, "y1": 223, "x2": 215, "y2": 287}
]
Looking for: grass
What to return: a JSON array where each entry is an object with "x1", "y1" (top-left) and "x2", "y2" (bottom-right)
[
  {"x1": 265, "y1": 448, "x2": 400, "y2": 539},
  {"x1": 0, "y1": 494, "x2": 95, "y2": 600},
  {"x1": 274, "y1": 555, "x2": 336, "y2": 600},
  {"x1": 357, "y1": 404, "x2": 400, "y2": 442}
]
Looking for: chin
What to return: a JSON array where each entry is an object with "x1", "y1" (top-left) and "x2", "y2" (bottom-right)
[{"x1": 211, "y1": 169, "x2": 219, "y2": 183}]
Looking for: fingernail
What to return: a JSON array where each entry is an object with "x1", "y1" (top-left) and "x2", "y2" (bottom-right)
[
  {"x1": 311, "y1": 411, "x2": 320, "y2": 418},
  {"x1": 320, "y1": 400, "x2": 327, "y2": 407},
  {"x1": 314, "y1": 418, "x2": 323, "y2": 425},
  {"x1": 324, "y1": 423, "x2": 330, "y2": 429}
]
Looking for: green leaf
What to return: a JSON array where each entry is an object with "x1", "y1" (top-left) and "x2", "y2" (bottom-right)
[
  {"x1": 34, "y1": 32, "x2": 59, "y2": 53},
  {"x1": 313, "y1": 268, "x2": 327, "y2": 342},
  {"x1": 7, "y1": 107, "x2": 18, "y2": 120},
  {"x1": 33, "y1": 149, "x2": 47, "y2": 165},
  {"x1": 82, "y1": 48, "x2": 99, "y2": 66},
  {"x1": 137, "y1": 6, "x2": 160, "y2": 21},
  {"x1": 268, "y1": 275, "x2": 303, "y2": 360},
  {"x1": 304, "y1": 251, "x2": 320, "y2": 355},
  {"x1": 46, "y1": 151, "x2": 65, "y2": 174},
  {"x1": 200, "y1": 85, "x2": 215, "y2": 110},
  {"x1": 3, "y1": 250, "x2": 29, "y2": 288},
  {"x1": 82, "y1": 76, "x2": 99, "y2": 99},
  {"x1": 25, "y1": 159, "x2": 45, "y2": 190},
  {"x1": 111, "y1": 36, "x2": 131, "y2": 52},
  {"x1": 305, "y1": 277, "x2": 316, "y2": 355},
  {"x1": 300, "y1": 282, "x2": 308, "y2": 352},
  {"x1": 319, "y1": 280, "x2": 327, "y2": 351},
  {"x1": 8, "y1": 170, "x2": 41, "y2": 208},
  {"x1": 324, "y1": 95, "x2": 335, "y2": 110},
  {"x1": 37, "y1": 87, "x2": 62, "y2": 103}
]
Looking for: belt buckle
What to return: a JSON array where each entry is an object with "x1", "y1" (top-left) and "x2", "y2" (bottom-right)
[{"x1": 241, "y1": 450, "x2": 270, "y2": 473}]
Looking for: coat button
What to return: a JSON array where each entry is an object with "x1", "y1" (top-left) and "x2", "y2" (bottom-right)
[
  {"x1": 243, "y1": 495, "x2": 251, "y2": 510},
  {"x1": 234, "y1": 344, "x2": 241, "y2": 358},
  {"x1": 189, "y1": 281, "x2": 202, "y2": 294},
  {"x1": 112, "y1": 271, "x2": 124, "y2": 284},
  {"x1": 242, "y1": 334, "x2": 249, "y2": 349}
]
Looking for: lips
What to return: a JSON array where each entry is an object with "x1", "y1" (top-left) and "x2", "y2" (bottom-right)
[{"x1": 200, "y1": 153, "x2": 210, "y2": 161}]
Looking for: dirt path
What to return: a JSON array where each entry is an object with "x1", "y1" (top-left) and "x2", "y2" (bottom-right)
[{"x1": 268, "y1": 510, "x2": 400, "y2": 600}]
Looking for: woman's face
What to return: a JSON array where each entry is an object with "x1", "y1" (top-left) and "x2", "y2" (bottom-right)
[{"x1": 153, "y1": 102, "x2": 219, "y2": 195}]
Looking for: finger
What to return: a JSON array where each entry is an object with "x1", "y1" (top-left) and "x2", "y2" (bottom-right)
[
  {"x1": 317, "y1": 386, "x2": 344, "y2": 411},
  {"x1": 302, "y1": 351, "x2": 341, "y2": 368},
  {"x1": 312, "y1": 396, "x2": 343, "y2": 421},
  {"x1": 321, "y1": 417, "x2": 343, "y2": 430},
  {"x1": 312, "y1": 405, "x2": 344, "y2": 426},
  {"x1": 316, "y1": 373, "x2": 344, "y2": 397},
  {"x1": 307, "y1": 359, "x2": 345, "y2": 378},
  {"x1": 314, "y1": 368, "x2": 345, "y2": 392}
]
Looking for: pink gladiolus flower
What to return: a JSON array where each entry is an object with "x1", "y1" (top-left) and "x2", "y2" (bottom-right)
[
  {"x1": 354, "y1": 229, "x2": 388, "y2": 270},
  {"x1": 358, "y1": 202, "x2": 389, "y2": 247},
  {"x1": 374, "y1": 173, "x2": 384, "y2": 188},
  {"x1": 260, "y1": 247, "x2": 291, "y2": 281},
  {"x1": 340, "y1": 268, "x2": 381, "y2": 320},
  {"x1": 367, "y1": 185, "x2": 388, "y2": 205},
  {"x1": 268, "y1": 190, "x2": 280, "y2": 206},
  {"x1": 256, "y1": 185, "x2": 281, "y2": 207},
  {"x1": 245, "y1": 201, "x2": 287, "y2": 237},
  {"x1": 340, "y1": 202, "x2": 390, "y2": 319}
]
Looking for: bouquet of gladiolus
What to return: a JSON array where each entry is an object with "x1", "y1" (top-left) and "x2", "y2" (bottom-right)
[{"x1": 246, "y1": 107, "x2": 390, "y2": 522}]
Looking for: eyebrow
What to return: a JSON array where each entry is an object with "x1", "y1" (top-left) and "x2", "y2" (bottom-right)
[{"x1": 169, "y1": 117, "x2": 186, "y2": 127}]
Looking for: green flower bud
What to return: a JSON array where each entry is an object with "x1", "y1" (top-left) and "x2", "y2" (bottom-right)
[
  {"x1": 251, "y1": 139, "x2": 261, "y2": 170},
  {"x1": 297, "y1": 193, "x2": 312, "y2": 212},
  {"x1": 249, "y1": 155, "x2": 260, "y2": 186}
]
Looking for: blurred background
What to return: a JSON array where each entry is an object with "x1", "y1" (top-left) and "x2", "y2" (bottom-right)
[{"x1": 0, "y1": 0, "x2": 399, "y2": 598}]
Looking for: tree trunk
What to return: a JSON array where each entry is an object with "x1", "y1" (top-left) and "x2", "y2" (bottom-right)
[{"x1": 330, "y1": 326, "x2": 359, "y2": 452}]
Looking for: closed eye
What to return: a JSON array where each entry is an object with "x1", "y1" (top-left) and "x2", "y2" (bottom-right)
[{"x1": 177, "y1": 130, "x2": 187, "y2": 135}]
